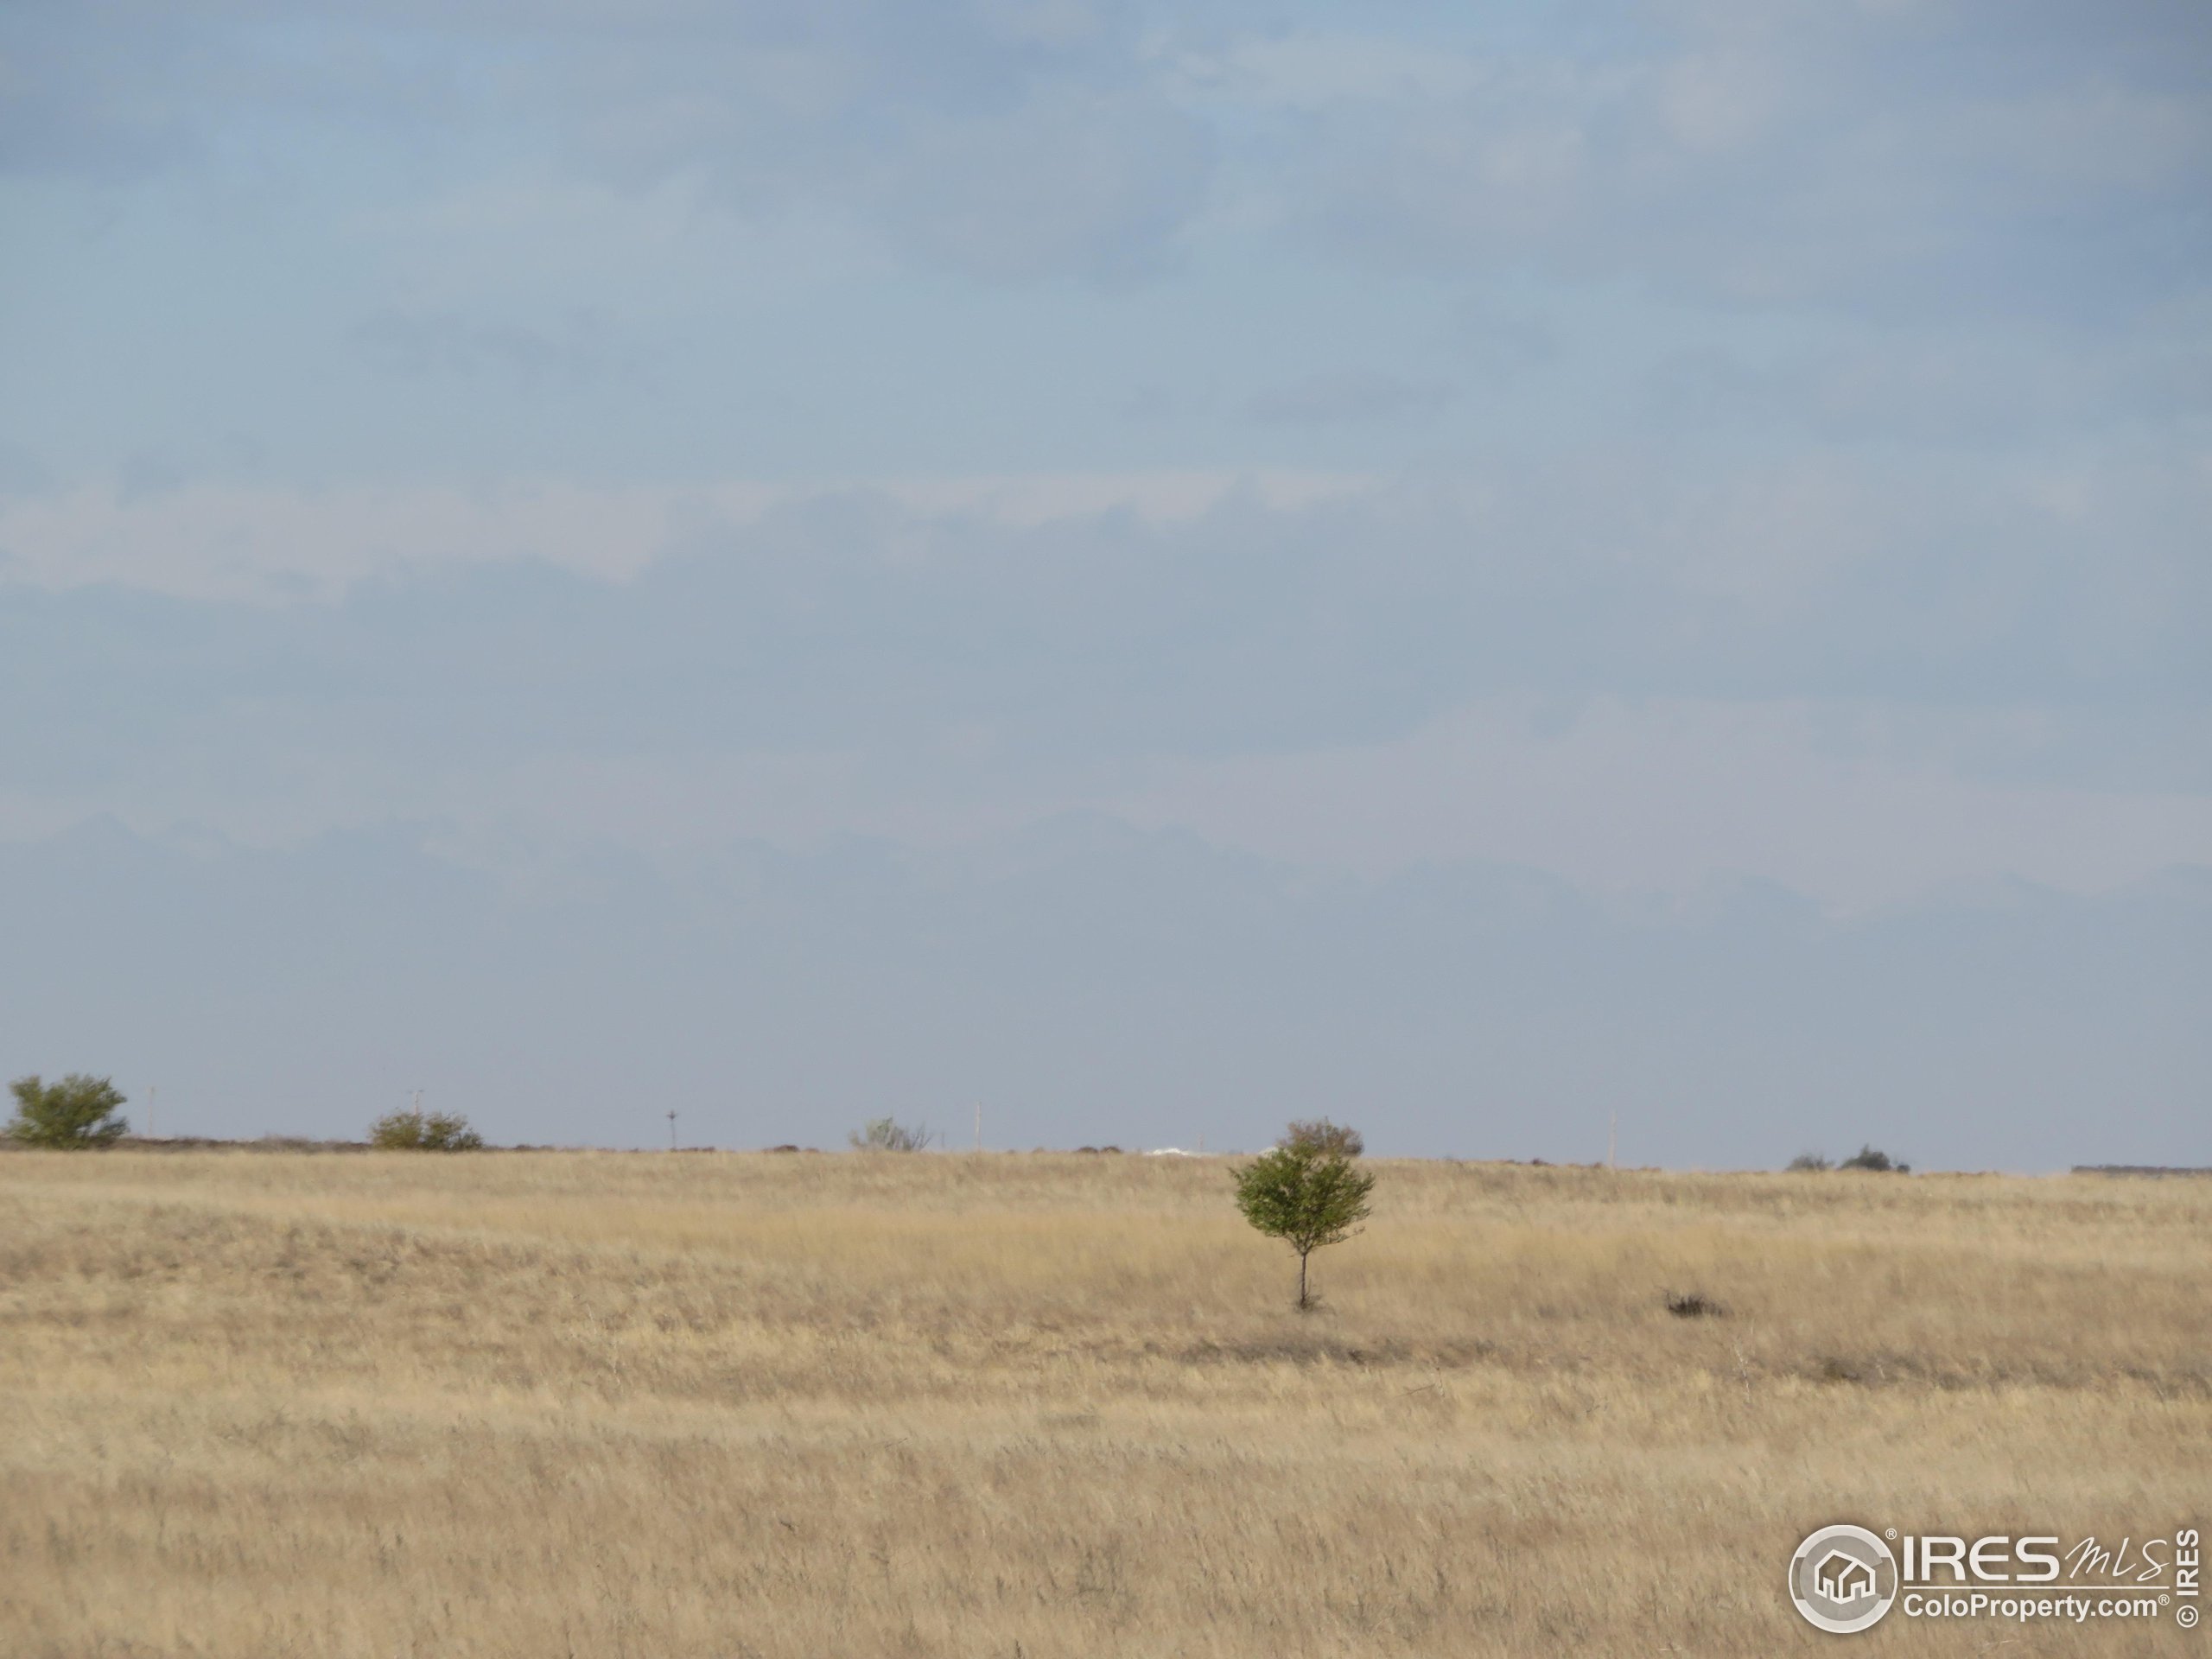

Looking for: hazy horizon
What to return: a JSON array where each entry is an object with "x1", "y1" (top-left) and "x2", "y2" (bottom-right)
[{"x1": 4, "y1": 812, "x2": 2202, "y2": 1170}]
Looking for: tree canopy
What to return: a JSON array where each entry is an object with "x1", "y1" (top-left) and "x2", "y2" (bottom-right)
[{"x1": 1233, "y1": 1132, "x2": 1375, "y2": 1309}]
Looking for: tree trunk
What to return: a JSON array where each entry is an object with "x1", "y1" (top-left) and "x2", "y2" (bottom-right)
[{"x1": 1298, "y1": 1250, "x2": 1310, "y2": 1310}]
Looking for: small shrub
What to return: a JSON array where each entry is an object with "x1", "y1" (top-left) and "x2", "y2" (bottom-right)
[
  {"x1": 6, "y1": 1074, "x2": 129, "y2": 1148},
  {"x1": 369, "y1": 1109, "x2": 484, "y2": 1151},
  {"x1": 1839, "y1": 1144, "x2": 1909, "y2": 1173},
  {"x1": 849, "y1": 1116, "x2": 931, "y2": 1153},
  {"x1": 1282, "y1": 1118, "x2": 1363, "y2": 1158},
  {"x1": 1787, "y1": 1152, "x2": 1833, "y2": 1172},
  {"x1": 1665, "y1": 1290, "x2": 1725, "y2": 1319}
]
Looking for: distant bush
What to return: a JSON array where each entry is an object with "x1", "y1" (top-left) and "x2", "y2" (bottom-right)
[
  {"x1": 369, "y1": 1109, "x2": 483, "y2": 1151},
  {"x1": 1786, "y1": 1153, "x2": 1833, "y2": 1172},
  {"x1": 6, "y1": 1074, "x2": 129, "y2": 1148},
  {"x1": 1839, "y1": 1144, "x2": 1909, "y2": 1173},
  {"x1": 849, "y1": 1116, "x2": 931, "y2": 1153},
  {"x1": 1665, "y1": 1290, "x2": 1725, "y2": 1319},
  {"x1": 1282, "y1": 1118, "x2": 1364, "y2": 1158}
]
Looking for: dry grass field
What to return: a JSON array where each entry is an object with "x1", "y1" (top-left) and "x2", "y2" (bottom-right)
[{"x1": 1, "y1": 1148, "x2": 2204, "y2": 1657}]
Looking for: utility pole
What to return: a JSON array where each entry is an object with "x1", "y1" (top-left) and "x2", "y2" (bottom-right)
[
  {"x1": 146, "y1": 1085, "x2": 156, "y2": 1141},
  {"x1": 666, "y1": 1109, "x2": 678, "y2": 1151},
  {"x1": 1608, "y1": 1112, "x2": 1618, "y2": 1173}
]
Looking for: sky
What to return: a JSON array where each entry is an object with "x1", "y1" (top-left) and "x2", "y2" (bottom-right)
[{"x1": 2, "y1": 0, "x2": 2207, "y2": 1166}]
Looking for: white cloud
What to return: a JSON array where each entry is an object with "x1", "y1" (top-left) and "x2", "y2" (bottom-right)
[
  {"x1": 0, "y1": 471, "x2": 1372, "y2": 601},
  {"x1": 0, "y1": 480, "x2": 730, "y2": 600}
]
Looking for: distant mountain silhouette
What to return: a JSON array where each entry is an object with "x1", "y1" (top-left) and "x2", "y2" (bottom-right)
[{"x1": 1, "y1": 818, "x2": 2202, "y2": 1168}]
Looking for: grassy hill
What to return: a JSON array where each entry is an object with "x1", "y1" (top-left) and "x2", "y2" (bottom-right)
[{"x1": 2, "y1": 1149, "x2": 2203, "y2": 1656}]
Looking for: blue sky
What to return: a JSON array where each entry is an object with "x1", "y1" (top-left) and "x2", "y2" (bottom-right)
[{"x1": 2, "y1": 0, "x2": 2207, "y2": 1162}]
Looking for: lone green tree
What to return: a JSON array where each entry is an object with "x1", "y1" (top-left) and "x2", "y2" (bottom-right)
[
  {"x1": 1233, "y1": 1127, "x2": 1376, "y2": 1310},
  {"x1": 7, "y1": 1074, "x2": 130, "y2": 1147}
]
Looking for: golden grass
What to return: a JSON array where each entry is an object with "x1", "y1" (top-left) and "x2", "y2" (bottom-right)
[{"x1": 1, "y1": 1149, "x2": 2204, "y2": 1656}]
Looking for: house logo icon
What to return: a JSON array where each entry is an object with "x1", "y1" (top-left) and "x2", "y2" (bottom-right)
[
  {"x1": 1816, "y1": 1550, "x2": 1876, "y2": 1601},
  {"x1": 1789, "y1": 1524, "x2": 1899, "y2": 1633}
]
